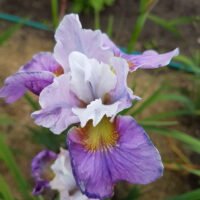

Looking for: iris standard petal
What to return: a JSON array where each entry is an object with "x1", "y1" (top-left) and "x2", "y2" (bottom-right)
[
  {"x1": 32, "y1": 74, "x2": 80, "y2": 134},
  {"x1": 108, "y1": 56, "x2": 140, "y2": 112},
  {"x1": 68, "y1": 116, "x2": 163, "y2": 199},
  {"x1": 0, "y1": 71, "x2": 54, "y2": 103},
  {"x1": 54, "y1": 14, "x2": 113, "y2": 72},
  {"x1": 69, "y1": 51, "x2": 117, "y2": 103}
]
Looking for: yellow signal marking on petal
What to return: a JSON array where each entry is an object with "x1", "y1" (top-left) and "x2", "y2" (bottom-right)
[{"x1": 78, "y1": 117, "x2": 119, "y2": 152}]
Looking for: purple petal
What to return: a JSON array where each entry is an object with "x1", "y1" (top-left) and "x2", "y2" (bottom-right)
[
  {"x1": 0, "y1": 72, "x2": 54, "y2": 103},
  {"x1": 68, "y1": 116, "x2": 163, "y2": 199},
  {"x1": 54, "y1": 14, "x2": 113, "y2": 72},
  {"x1": 32, "y1": 74, "x2": 80, "y2": 134},
  {"x1": 31, "y1": 150, "x2": 57, "y2": 195},
  {"x1": 122, "y1": 48, "x2": 179, "y2": 71},
  {"x1": 21, "y1": 52, "x2": 62, "y2": 74}
]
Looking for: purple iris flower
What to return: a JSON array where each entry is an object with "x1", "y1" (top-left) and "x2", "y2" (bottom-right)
[
  {"x1": 0, "y1": 52, "x2": 62, "y2": 103},
  {"x1": 31, "y1": 149, "x2": 98, "y2": 200},
  {"x1": 1, "y1": 13, "x2": 179, "y2": 200}
]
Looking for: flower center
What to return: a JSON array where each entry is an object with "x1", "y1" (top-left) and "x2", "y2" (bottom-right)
[{"x1": 78, "y1": 117, "x2": 119, "y2": 151}]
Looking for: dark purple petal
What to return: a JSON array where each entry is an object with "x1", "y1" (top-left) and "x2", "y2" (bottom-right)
[
  {"x1": 68, "y1": 116, "x2": 163, "y2": 199},
  {"x1": 31, "y1": 150, "x2": 57, "y2": 195},
  {"x1": 0, "y1": 72, "x2": 54, "y2": 103}
]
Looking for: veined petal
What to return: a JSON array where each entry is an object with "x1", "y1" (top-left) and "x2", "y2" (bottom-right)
[
  {"x1": 72, "y1": 99, "x2": 119, "y2": 127},
  {"x1": 0, "y1": 72, "x2": 54, "y2": 103},
  {"x1": 54, "y1": 14, "x2": 113, "y2": 72},
  {"x1": 68, "y1": 116, "x2": 163, "y2": 199},
  {"x1": 69, "y1": 52, "x2": 117, "y2": 103},
  {"x1": 123, "y1": 48, "x2": 179, "y2": 71},
  {"x1": 102, "y1": 33, "x2": 179, "y2": 72},
  {"x1": 31, "y1": 150, "x2": 57, "y2": 195},
  {"x1": 32, "y1": 74, "x2": 80, "y2": 134},
  {"x1": 21, "y1": 52, "x2": 62, "y2": 75}
]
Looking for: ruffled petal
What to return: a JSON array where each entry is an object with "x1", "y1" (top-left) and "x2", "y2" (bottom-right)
[
  {"x1": 50, "y1": 149, "x2": 76, "y2": 191},
  {"x1": 108, "y1": 56, "x2": 140, "y2": 112},
  {"x1": 0, "y1": 72, "x2": 54, "y2": 103},
  {"x1": 69, "y1": 52, "x2": 117, "y2": 103},
  {"x1": 72, "y1": 99, "x2": 119, "y2": 127},
  {"x1": 68, "y1": 116, "x2": 163, "y2": 199},
  {"x1": 21, "y1": 52, "x2": 61, "y2": 74},
  {"x1": 32, "y1": 74, "x2": 80, "y2": 134},
  {"x1": 54, "y1": 14, "x2": 113, "y2": 72}
]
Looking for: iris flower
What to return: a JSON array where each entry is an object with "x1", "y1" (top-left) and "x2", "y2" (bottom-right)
[
  {"x1": 32, "y1": 149, "x2": 97, "y2": 200},
  {"x1": 0, "y1": 13, "x2": 179, "y2": 200}
]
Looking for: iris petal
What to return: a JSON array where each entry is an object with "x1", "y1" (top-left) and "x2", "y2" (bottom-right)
[{"x1": 68, "y1": 116, "x2": 163, "y2": 199}]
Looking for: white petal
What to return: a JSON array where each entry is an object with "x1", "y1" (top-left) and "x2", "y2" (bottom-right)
[
  {"x1": 50, "y1": 149, "x2": 76, "y2": 191},
  {"x1": 69, "y1": 52, "x2": 117, "y2": 103},
  {"x1": 72, "y1": 99, "x2": 120, "y2": 127}
]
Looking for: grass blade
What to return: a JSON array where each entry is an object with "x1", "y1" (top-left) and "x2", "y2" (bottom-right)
[
  {"x1": 167, "y1": 188, "x2": 200, "y2": 200},
  {"x1": 144, "y1": 127, "x2": 200, "y2": 153},
  {"x1": 0, "y1": 134, "x2": 33, "y2": 200},
  {"x1": 139, "y1": 120, "x2": 178, "y2": 127},
  {"x1": 0, "y1": 18, "x2": 26, "y2": 45},
  {"x1": 0, "y1": 175, "x2": 15, "y2": 200},
  {"x1": 51, "y1": 0, "x2": 59, "y2": 28}
]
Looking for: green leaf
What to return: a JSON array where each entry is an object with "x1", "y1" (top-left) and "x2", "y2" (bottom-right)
[
  {"x1": 167, "y1": 188, "x2": 200, "y2": 200},
  {"x1": 124, "y1": 186, "x2": 140, "y2": 200},
  {"x1": 30, "y1": 127, "x2": 65, "y2": 151},
  {"x1": 143, "y1": 110, "x2": 192, "y2": 120},
  {"x1": 0, "y1": 134, "x2": 33, "y2": 200},
  {"x1": 139, "y1": 120, "x2": 178, "y2": 127},
  {"x1": 0, "y1": 18, "x2": 26, "y2": 45},
  {"x1": 144, "y1": 127, "x2": 200, "y2": 153},
  {"x1": 51, "y1": 0, "x2": 59, "y2": 28},
  {"x1": 24, "y1": 94, "x2": 39, "y2": 110},
  {"x1": 0, "y1": 175, "x2": 15, "y2": 200},
  {"x1": 0, "y1": 115, "x2": 14, "y2": 126},
  {"x1": 148, "y1": 14, "x2": 181, "y2": 37}
]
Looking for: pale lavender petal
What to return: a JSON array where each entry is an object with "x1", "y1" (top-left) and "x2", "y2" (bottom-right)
[
  {"x1": 68, "y1": 116, "x2": 163, "y2": 199},
  {"x1": 0, "y1": 72, "x2": 54, "y2": 103},
  {"x1": 32, "y1": 74, "x2": 80, "y2": 134},
  {"x1": 119, "y1": 48, "x2": 179, "y2": 72},
  {"x1": 31, "y1": 150, "x2": 57, "y2": 195},
  {"x1": 21, "y1": 52, "x2": 61, "y2": 74},
  {"x1": 54, "y1": 14, "x2": 113, "y2": 72},
  {"x1": 108, "y1": 57, "x2": 139, "y2": 112}
]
